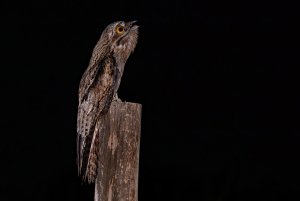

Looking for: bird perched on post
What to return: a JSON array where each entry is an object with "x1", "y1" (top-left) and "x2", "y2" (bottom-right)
[{"x1": 77, "y1": 21, "x2": 139, "y2": 183}]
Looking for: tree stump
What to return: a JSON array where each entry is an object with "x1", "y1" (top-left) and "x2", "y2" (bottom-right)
[{"x1": 94, "y1": 101, "x2": 142, "y2": 201}]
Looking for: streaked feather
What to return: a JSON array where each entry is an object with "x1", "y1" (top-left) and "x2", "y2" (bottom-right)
[{"x1": 76, "y1": 21, "x2": 138, "y2": 183}]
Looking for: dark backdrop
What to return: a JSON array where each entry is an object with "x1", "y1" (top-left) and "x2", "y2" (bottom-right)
[{"x1": 1, "y1": 0, "x2": 300, "y2": 200}]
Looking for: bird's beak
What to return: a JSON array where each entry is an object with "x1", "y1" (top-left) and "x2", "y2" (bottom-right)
[{"x1": 126, "y1": 20, "x2": 137, "y2": 28}]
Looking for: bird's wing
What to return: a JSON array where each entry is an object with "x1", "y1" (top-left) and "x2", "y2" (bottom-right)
[
  {"x1": 78, "y1": 58, "x2": 103, "y2": 104},
  {"x1": 77, "y1": 56, "x2": 116, "y2": 182}
]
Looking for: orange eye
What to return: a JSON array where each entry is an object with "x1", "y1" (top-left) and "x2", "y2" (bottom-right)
[{"x1": 116, "y1": 26, "x2": 125, "y2": 34}]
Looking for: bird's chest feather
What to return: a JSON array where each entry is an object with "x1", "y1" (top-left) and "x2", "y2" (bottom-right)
[{"x1": 94, "y1": 59, "x2": 115, "y2": 95}]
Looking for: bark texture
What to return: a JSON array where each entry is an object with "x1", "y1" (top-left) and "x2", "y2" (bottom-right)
[{"x1": 94, "y1": 101, "x2": 142, "y2": 201}]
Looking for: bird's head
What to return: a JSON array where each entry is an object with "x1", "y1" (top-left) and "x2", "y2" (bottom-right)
[{"x1": 100, "y1": 21, "x2": 139, "y2": 62}]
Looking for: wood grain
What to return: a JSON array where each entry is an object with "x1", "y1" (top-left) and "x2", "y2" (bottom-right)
[{"x1": 94, "y1": 101, "x2": 142, "y2": 201}]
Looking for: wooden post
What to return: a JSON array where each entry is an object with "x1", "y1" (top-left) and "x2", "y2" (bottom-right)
[{"x1": 94, "y1": 101, "x2": 142, "y2": 201}]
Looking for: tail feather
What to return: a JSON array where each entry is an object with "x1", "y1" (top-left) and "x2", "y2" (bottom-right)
[
  {"x1": 77, "y1": 117, "x2": 103, "y2": 183},
  {"x1": 77, "y1": 99, "x2": 99, "y2": 178},
  {"x1": 76, "y1": 133, "x2": 81, "y2": 175},
  {"x1": 85, "y1": 128, "x2": 100, "y2": 183}
]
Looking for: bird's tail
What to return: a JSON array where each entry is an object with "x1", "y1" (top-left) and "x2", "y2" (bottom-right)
[
  {"x1": 84, "y1": 123, "x2": 101, "y2": 183},
  {"x1": 77, "y1": 119, "x2": 102, "y2": 183}
]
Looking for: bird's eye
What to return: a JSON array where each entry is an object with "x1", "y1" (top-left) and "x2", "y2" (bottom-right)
[{"x1": 116, "y1": 26, "x2": 125, "y2": 34}]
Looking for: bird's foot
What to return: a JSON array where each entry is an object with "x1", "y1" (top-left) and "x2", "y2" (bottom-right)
[{"x1": 113, "y1": 93, "x2": 122, "y2": 102}]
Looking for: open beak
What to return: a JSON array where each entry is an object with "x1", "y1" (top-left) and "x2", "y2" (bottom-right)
[{"x1": 126, "y1": 20, "x2": 137, "y2": 29}]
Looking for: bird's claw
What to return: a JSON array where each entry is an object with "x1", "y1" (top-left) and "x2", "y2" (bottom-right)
[{"x1": 113, "y1": 93, "x2": 122, "y2": 102}]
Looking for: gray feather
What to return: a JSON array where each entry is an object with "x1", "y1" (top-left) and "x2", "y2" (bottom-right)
[{"x1": 76, "y1": 21, "x2": 138, "y2": 183}]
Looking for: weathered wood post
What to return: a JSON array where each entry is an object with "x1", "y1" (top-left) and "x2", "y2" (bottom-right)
[{"x1": 94, "y1": 101, "x2": 142, "y2": 201}]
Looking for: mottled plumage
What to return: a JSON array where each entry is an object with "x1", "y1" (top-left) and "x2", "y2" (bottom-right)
[{"x1": 77, "y1": 21, "x2": 138, "y2": 183}]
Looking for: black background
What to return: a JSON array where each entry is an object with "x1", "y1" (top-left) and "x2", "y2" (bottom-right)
[{"x1": 1, "y1": 0, "x2": 300, "y2": 200}]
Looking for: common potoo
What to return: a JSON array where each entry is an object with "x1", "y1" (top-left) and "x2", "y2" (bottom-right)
[{"x1": 77, "y1": 21, "x2": 138, "y2": 183}]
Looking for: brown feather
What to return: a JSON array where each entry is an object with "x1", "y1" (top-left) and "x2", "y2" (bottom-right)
[{"x1": 77, "y1": 21, "x2": 138, "y2": 183}]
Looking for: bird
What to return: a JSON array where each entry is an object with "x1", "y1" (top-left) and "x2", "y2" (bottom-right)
[{"x1": 76, "y1": 21, "x2": 139, "y2": 183}]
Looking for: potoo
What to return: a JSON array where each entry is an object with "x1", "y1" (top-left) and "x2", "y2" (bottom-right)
[{"x1": 77, "y1": 21, "x2": 138, "y2": 183}]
